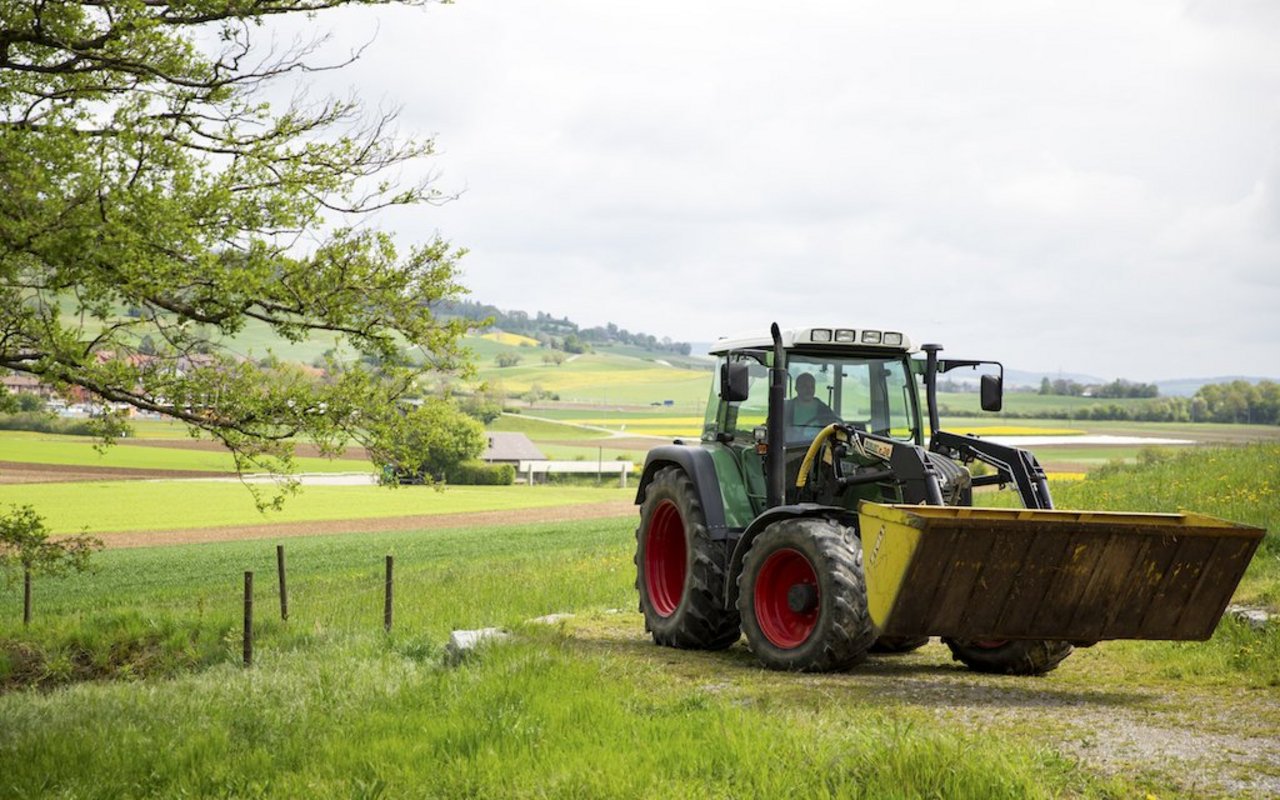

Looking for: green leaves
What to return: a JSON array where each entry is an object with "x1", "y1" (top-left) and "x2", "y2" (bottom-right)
[
  {"x1": 361, "y1": 397, "x2": 486, "y2": 483},
  {"x1": 0, "y1": 504, "x2": 102, "y2": 583},
  {"x1": 1, "y1": 1, "x2": 471, "y2": 500}
]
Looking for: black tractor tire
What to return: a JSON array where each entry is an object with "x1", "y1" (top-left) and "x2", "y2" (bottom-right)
[
  {"x1": 635, "y1": 466, "x2": 740, "y2": 650},
  {"x1": 737, "y1": 516, "x2": 876, "y2": 672},
  {"x1": 943, "y1": 638, "x2": 1074, "y2": 676},
  {"x1": 868, "y1": 635, "x2": 930, "y2": 654}
]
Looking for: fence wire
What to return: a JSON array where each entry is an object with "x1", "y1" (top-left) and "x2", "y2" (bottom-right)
[{"x1": 3, "y1": 546, "x2": 411, "y2": 667}]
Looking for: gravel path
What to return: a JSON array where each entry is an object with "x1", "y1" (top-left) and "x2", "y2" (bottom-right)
[
  {"x1": 869, "y1": 658, "x2": 1280, "y2": 798},
  {"x1": 0, "y1": 460, "x2": 235, "y2": 483}
]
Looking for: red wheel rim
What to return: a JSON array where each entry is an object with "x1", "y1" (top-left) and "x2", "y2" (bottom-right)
[
  {"x1": 973, "y1": 640, "x2": 1009, "y2": 649},
  {"x1": 644, "y1": 500, "x2": 686, "y2": 617},
  {"x1": 754, "y1": 548, "x2": 819, "y2": 649}
]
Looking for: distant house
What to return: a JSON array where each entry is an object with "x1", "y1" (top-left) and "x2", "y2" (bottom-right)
[
  {"x1": 0, "y1": 374, "x2": 57, "y2": 400},
  {"x1": 481, "y1": 432, "x2": 545, "y2": 465}
]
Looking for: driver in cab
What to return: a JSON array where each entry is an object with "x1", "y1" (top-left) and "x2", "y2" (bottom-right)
[{"x1": 786, "y1": 372, "x2": 840, "y2": 442}]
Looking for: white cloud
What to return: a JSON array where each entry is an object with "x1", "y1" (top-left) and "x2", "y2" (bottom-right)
[{"x1": 261, "y1": 0, "x2": 1280, "y2": 380}]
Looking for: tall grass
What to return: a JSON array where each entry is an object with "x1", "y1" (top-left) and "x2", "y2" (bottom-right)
[
  {"x1": 0, "y1": 517, "x2": 637, "y2": 687},
  {"x1": 1049, "y1": 444, "x2": 1278, "y2": 571},
  {"x1": 0, "y1": 633, "x2": 1129, "y2": 799}
]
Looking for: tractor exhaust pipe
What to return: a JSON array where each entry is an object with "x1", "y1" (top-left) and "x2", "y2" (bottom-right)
[{"x1": 767, "y1": 323, "x2": 787, "y2": 508}]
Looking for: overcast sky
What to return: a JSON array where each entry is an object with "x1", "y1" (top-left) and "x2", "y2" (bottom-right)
[{"x1": 272, "y1": 0, "x2": 1278, "y2": 381}]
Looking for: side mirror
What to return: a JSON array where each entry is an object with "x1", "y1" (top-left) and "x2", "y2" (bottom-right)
[
  {"x1": 721, "y1": 362, "x2": 750, "y2": 402},
  {"x1": 980, "y1": 373, "x2": 1003, "y2": 412}
]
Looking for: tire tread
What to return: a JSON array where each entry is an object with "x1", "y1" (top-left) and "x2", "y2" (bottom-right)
[{"x1": 636, "y1": 467, "x2": 740, "y2": 650}]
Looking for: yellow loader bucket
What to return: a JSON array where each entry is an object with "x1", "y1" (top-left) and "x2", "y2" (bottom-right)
[{"x1": 859, "y1": 502, "x2": 1265, "y2": 642}]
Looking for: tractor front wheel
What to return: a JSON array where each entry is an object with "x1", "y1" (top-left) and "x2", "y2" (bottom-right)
[
  {"x1": 635, "y1": 466, "x2": 740, "y2": 650},
  {"x1": 737, "y1": 517, "x2": 876, "y2": 671},
  {"x1": 943, "y1": 638, "x2": 1073, "y2": 676}
]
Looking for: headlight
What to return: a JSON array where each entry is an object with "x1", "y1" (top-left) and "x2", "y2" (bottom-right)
[
  {"x1": 835, "y1": 329, "x2": 856, "y2": 342},
  {"x1": 883, "y1": 332, "x2": 903, "y2": 346},
  {"x1": 861, "y1": 330, "x2": 882, "y2": 344},
  {"x1": 811, "y1": 328, "x2": 832, "y2": 342}
]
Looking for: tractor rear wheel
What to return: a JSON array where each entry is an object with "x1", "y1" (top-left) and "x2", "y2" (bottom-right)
[
  {"x1": 635, "y1": 466, "x2": 740, "y2": 650},
  {"x1": 737, "y1": 517, "x2": 876, "y2": 671},
  {"x1": 943, "y1": 638, "x2": 1073, "y2": 675}
]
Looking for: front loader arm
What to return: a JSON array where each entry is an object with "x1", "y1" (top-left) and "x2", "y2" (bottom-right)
[{"x1": 930, "y1": 430, "x2": 1053, "y2": 509}]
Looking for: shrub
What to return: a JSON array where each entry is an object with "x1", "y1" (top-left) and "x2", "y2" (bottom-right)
[
  {"x1": 375, "y1": 398, "x2": 486, "y2": 483},
  {"x1": 0, "y1": 412, "x2": 97, "y2": 436},
  {"x1": 459, "y1": 393, "x2": 505, "y2": 424},
  {"x1": 446, "y1": 460, "x2": 515, "y2": 486},
  {"x1": 14, "y1": 392, "x2": 44, "y2": 412},
  {"x1": 1, "y1": 505, "x2": 102, "y2": 625},
  {"x1": 1137, "y1": 446, "x2": 1171, "y2": 467}
]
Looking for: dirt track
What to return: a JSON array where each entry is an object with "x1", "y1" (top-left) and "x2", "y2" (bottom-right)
[
  {"x1": 95, "y1": 499, "x2": 636, "y2": 549},
  {"x1": 115, "y1": 438, "x2": 370, "y2": 460}
]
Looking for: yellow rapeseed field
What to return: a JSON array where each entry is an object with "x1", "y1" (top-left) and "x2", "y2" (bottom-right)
[
  {"x1": 480, "y1": 331, "x2": 541, "y2": 347},
  {"x1": 940, "y1": 425, "x2": 1084, "y2": 437}
]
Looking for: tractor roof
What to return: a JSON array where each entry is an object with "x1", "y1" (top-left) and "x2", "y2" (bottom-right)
[{"x1": 709, "y1": 326, "x2": 915, "y2": 356}]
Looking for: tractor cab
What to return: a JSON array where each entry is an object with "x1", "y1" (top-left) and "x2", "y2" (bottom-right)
[{"x1": 703, "y1": 326, "x2": 926, "y2": 512}]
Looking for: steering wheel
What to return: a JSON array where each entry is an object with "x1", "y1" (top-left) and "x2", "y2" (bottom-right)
[{"x1": 795, "y1": 424, "x2": 853, "y2": 501}]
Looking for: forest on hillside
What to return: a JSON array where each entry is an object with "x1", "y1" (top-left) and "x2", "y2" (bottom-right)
[{"x1": 436, "y1": 301, "x2": 692, "y2": 356}]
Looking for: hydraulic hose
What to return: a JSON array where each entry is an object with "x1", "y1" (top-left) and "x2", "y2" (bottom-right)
[{"x1": 795, "y1": 423, "x2": 844, "y2": 490}]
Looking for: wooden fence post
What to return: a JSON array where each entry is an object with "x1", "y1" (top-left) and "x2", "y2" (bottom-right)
[
  {"x1": 243, "y1": 571, "x2": 254, "y2": 668},
  {"x1": 276, "y1": 545, "x2": 288, "y2": 621},
  {"x1": 384, "y1": 555, "x2": 394, "y2": 632},
  {"x1": 22, "y1": 568, "x2": 31, "y2": 626}
]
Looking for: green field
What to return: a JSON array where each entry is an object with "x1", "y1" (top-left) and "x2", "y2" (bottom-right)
[
  {"x1": 489, "y1": 413, "x2": 613, "y2": 441},
  {"x1": 593, "y1": 342, "x2": 715, "y2": 371},
  {"x1": 3, "y1": 324, "x2": 1279, "y2": 798},
  {"x1": 0, "y1": 432, "x2": 361, "y2": 474},
  {"x1": 938, "y1": 390, "x2": 1160, "y2": 416},
  {"x1": 0, "y1": 482, "x2": 630, "y2": 534},
  {"x1": 0, "y1": 446, "x2": 1276, "y2": 797},
  {"x1": 480, "y1": 352, "x2": 708, "y2": 408}
]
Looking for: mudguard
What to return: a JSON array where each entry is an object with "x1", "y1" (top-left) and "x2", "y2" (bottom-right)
[
  {"x1": 723, "y1": 503, "x2": 859, "y2": 609},
  {"x1": 635, "y1": 444, "x2": 733, "y2": 542}
]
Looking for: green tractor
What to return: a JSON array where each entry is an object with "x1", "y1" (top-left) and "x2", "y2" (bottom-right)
[{"x1": 634, "y1": 324, "x2": 1262, "y2": 675}]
